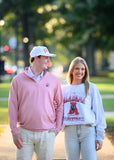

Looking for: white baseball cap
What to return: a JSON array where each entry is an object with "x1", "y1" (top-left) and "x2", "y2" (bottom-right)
[{"x1": 30, "y1": 46, "x2": 56, "y2": 57}]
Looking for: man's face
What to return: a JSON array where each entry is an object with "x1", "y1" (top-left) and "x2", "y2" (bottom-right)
[{"x1": 38, "y1": 56, "x2": 50, "y2": 70}]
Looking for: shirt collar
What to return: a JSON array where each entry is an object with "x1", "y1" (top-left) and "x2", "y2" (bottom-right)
[{"x1": 28, "y1": 66, "x2": 44, "y2": 79}]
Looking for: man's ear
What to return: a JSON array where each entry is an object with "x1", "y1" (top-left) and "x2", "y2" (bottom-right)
[{"x1": 34, "y1": 56, "x2": 38, "y2": 61}]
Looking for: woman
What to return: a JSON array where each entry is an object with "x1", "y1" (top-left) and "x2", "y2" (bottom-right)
[{"x1": 62, "y1": 57, "x2": 106, "y2": 160}]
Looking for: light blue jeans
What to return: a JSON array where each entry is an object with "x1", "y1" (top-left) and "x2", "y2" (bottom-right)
[
  {"x1": 64, "y1": 125, "x2": 96, "y2": 160},
  {"x1": 16, "y1": 127, "x2": 55, "y2": 160}
]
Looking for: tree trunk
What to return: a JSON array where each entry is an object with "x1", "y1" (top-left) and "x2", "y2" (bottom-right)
[
  {"x1": 86, "y1": 39, "x2": 96, "y2": 76},
  {"x1": 14, "y1": 20, "x2": 19, "y2": 66},
  {"x1": 21, "y1": 12, "x2": 29, "y2": 67}
]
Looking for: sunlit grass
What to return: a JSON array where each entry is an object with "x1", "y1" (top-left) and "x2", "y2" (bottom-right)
[
  {"x1": 108, "y1": 72, "x2": 114, "y2": 78},
  {"x1": 96, "y1": 84, "x2": 114, "y2": 94},
  {"x1": 0, "y1": 83, "x2": 10, "y2": 97},
  {"x1": 89, "y1": 75, "x2": 114, "y2": 94},
  {"x1": 0, "y1": 101, "x2": 9, "y2": 124},
  {"x1": 102, "y1": 99, "x2": 114, "y2": 111},
  {"x1": 0, "y1": 83, "x2": 11, "y2": 88},
  {"x1": 90, "y1": 76, "x2": 114, "y2": 84}
]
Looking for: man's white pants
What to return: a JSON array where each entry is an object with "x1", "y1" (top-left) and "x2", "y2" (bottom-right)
[{"x1": 16, "y1": 127, "x2": 55, "y2": 160}]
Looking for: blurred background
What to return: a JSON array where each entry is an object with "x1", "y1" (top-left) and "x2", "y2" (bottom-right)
[
  {"x1": 0, "y1": 0, "x2": 114, "y2": 80},
  {"x1": 0, "y1": 1, "x2": 114, "y2": 157}
]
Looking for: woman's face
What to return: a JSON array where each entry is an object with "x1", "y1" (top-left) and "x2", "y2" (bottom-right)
[{"x1": 72, "y1": 62, "x2": 85, "y2": 83}]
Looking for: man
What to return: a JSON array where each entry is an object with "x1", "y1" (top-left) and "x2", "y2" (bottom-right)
[{"x1": 8, "y1": 46, "x2": 63, "y2": 160}]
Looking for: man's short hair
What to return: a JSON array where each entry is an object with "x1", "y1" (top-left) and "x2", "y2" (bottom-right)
[{"x1": 30, "y1": 55, "x2": 41, "y2": 63}]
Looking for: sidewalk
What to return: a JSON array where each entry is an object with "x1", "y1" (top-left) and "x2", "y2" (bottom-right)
[{"x1": 0, "y1": 125, "x2": 114, "y2": 160}]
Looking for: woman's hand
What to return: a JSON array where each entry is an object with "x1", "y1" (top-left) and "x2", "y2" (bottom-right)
[{"x1": 96, "y1": 140, "x2": 103, "y2": 151}]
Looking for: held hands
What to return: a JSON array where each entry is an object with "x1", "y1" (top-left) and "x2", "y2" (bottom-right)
[
  {"x1": 12, "y1": 133, "x2": 23, "y2": 149},
  {"x1": 96, "y1": 140, "x2": 103, "y2": 151}
]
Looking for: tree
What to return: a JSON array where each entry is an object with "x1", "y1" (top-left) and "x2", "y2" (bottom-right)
[
  {"x1": 0, "y1": 0, "x2": 54, "y2": 67},
  {"x1": 1, "y1": 0, "x2": 114, "y2": 73},
  {"x1": 51, "y1": 0, "x2": 114, "y2": 75}
]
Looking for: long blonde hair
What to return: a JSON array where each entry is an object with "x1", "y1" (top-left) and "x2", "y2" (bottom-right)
[{"x1": 67, "y1": 57, "x2": 89, "y2": 98}]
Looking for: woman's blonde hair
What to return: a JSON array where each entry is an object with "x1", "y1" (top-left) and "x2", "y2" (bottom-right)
[{"x1": 67, "y1": 57, "x2": 90, "y2": 98}]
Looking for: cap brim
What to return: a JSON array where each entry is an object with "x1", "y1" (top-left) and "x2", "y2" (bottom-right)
[{"x1": 40, "y1": 53, "x2": 56, "y2": 57}]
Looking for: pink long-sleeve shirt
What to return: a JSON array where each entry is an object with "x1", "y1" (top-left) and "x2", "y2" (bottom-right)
[{"x1": 8, "y1": 69, "x2": 63, "y2": 135}]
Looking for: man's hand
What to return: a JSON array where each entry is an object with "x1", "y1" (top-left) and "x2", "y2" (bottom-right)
[
  {"x1": 96, "y1": 140, "x2": 103, "y2": 151},
  {"x1": 12, "y1": 133, "x2": 23, "y2": 149}
]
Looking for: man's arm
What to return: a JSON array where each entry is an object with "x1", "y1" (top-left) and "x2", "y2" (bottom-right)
[
  {"x1": 54, "y1": 81, "x2": 64, "y2": 134},
  {"x1": 8, "y1": 79, "x2": 23, "y2": 148}
]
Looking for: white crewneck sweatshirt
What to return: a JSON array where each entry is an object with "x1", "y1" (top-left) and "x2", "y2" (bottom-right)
[{"x1": 62, "y1": 82, "x2": 106, "y2": 141}]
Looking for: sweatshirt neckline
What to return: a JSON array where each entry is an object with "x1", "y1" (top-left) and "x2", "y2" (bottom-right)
[{"x1": 70, "y1": 83, "x2": 84, "y2": 86}]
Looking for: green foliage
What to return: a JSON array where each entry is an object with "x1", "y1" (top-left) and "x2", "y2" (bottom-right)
[
  {"x1": 52, "y1": 0, "x2": 114, "y2": 72},
  {"x1": 56, "y1": 0, "x2": 114, "y2": 49},
  {"x1": 1, "y1": 0, "x2": 114, "y2": 69},
  {"x1": 0, "y1": 0, "x2": 55, "y2": 66}
]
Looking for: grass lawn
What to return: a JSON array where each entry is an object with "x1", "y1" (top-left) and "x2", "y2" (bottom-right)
[
  {"x1": 0, "y1": 101, "x2": 9, "y2": 124},
  {"x1": 102, "y1": 98, "x2": 114, "y2": 111},
  {"x1": 90, "y1": 76, "x2": 114, "y2": 84},
  {"x1": 0, "y1": 83, "x2": 10, "y2": 97},
  {"x1": 0, "y1": 101, "x2": 9, "y2": 136},
  {"x1": 90, "y1": 77, "x2": 114, "y2": 94},
  {"x1": 96, "y1": 84, "x2": 114, "y2": 95}
]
